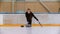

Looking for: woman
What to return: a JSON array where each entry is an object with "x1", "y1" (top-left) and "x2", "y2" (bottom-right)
[{"x1": 25, "y1": 8, "x2": 39, "y2": 27}]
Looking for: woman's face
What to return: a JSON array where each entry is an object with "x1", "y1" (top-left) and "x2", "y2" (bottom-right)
[{"x1": 27, "y1": 10, "x2": 31, "y2": 13}]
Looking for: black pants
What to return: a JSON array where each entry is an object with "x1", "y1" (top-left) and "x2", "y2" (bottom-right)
[{"x1": 27, "y1": 20, "x2": 32, "y2": 26}]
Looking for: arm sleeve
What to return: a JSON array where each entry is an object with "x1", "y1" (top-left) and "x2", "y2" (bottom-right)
[{"x1": 32, "y1": 13, "x2": 38, "y2": 21}]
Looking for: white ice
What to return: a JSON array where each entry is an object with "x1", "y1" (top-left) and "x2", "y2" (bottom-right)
[{"x1": 0, "y1": 27, "x2": 60, "y2": 34}]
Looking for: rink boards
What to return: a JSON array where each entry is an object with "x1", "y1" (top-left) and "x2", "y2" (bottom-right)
[{"x1": 0, "y1": 14, "x2": 60, "y2": 27}]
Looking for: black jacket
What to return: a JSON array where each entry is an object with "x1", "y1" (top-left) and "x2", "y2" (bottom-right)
[{"x1": 25, "y1": 12, "x2": 38, "y2": 21}]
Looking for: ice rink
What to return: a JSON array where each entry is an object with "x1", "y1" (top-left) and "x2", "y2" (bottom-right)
[
  {"x1": 0, "y1": 27, "x2": 60, "y2": 34},
  {"x1": 0, "y1": 14, "x2": 60, "y2": 34}
]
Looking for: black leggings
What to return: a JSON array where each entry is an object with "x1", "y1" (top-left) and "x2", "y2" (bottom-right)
[{"x1": 27, "y1": 20, "x2": 32, "y2": 25}]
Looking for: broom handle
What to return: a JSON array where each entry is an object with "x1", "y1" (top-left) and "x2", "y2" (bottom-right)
[{"x1": 38, "y1": 21, "x2": 43, "y2": 27}]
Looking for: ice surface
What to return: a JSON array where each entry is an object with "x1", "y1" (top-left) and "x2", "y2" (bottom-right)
[{"x1": 0, "y1": 27, "x2": 60, "y2": 34}]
